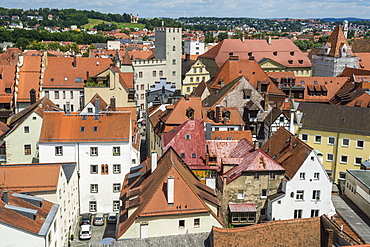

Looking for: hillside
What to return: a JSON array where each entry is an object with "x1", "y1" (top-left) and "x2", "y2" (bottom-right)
[{"x1": 83, "y1": 19, "x2": 145, "y2": 30}]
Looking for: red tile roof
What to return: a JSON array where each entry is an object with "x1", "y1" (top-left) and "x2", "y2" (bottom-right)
[
  {"x1": 43, "y1": 57, "x2": 112, "y2": 88},
  {"x1": 17, "y1": 56, "x2": 42, "y2": 102},
  {"x1": 200, "y1": 38, "x2": 311, "y2": 68},
  {"x1": 208, "y1": 58, "x2": 285, "y2": 96},
  {"x1": 210, "y1": 130, "x2": 252, "y2": 141},
  {"x1": 117, "y1": 148, "x2": 223, "y2": 238},
  {"x1": 0, "y1": 65, "x2": 16, "y2": 104},
  {"x1": 261, "y1": 127, "x2": 313, "y2": 180},
  {"x1": 0, "y1": 190, "x2": 55, "y2": 235},
  {"x1": 356, "y1": 53, "x2": 370, "y2": 70},
  {"x1": 326, "y1": 26, "x2": 354, "y2": 57},
  {"x1": 39, "y1": 112, "x2": 131, "y2": 142},
  {"x1": 0, "y1": 164, "x2": 62, "y2": 192}
]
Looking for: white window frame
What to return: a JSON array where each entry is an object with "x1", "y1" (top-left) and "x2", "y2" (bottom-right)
[
  {"x1": 311, "y1": 209, "x2": 319, "y2": 217},
  {"x1": 113, "y1": 164, "x2": 121, "y2": 174},
  {"x1": 314, "y1": 135, "x2": 322, "y2": 144},
  {"x1": 296, "y1": 190, "x2": 304, "y2": 200},
  {"x1": 113, "y1": 201, "x2": 120, "y2": 211},
  {"x1": 312, "y1": 190, "x2": 320, "y2": 200},
  {"x1": 356, "y1": 140, "x2": 364, "y2": 149},
  {"x1": 89, "y1": 201, "x2": 97, "y2": 212},
  {"x1": 313, "y1": 172, "x2": 320, "y2": 180},
  {"x1": 294, "y1": 209, "x2": 302, "y2": 218},
  {"x1": 91, "y1": 184, "x2": 98, "y2": 193},
  {"x1": 194, "y1": 218, "x2": 200, "y2": 228},
  {"x1": 90, "y1": 147, "x2": 98, "y2": 156},
  {"x1": 55, "y1": 146, "x2": 63, "y2": 156},
  {"x1": 113, "y1": 146, "x2": 120, "y2": 156},
  {"x1": 342, "y1": 138, "x2": 350, "y2": 147},
  {"x1": 327, "y1": 153, "x2": 334, "y2": 162},
  {"x1": 24, "y1": 126, "x2": 30, "y2": 133},
  {"x1": 237, "y1": 190, "x2": 244, "y2": 199},
  {"x1": 340, "y1": 155, "x2": 348, "y2": 164},
  {"x1": 299, "y1": 172, "x2": 305, "y2": 180},
  {"x1": 90, "y1": 165, "x2": 98, "y2": 174},
  {"x1": 354, "y1": 157, "x2": 362, "y2": 166},
  {"x1": 301, "y1": 133, "x2": 308, "y2": 142},
  {"x1": 113, "y1": 183, "x2": 121, "y2": 193},
  {"x1": 327, "y1": 136, "x2": 335, "y2": 145}
]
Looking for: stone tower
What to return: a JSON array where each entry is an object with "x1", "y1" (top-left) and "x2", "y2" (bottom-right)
[
  {"x1": 155, "y1": 27, "x2": 182, "y2": 89},
  {"x1": 312, "y1": 25, "x2": 358, "y2": 77}
]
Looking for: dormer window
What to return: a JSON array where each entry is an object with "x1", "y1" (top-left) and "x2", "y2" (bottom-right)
[
  {"x1": 186, "y1": 107, "x2": 194, "y2": 119},
  {"x1": 298, "y1": 60, "x2": 303, "y2": 64},
  {"x1": 222, "y1": 110, "x2": 230, "y2": 120},
  {"x1": 288, "y1": 60, "x2": 293, "y2": 64},
  {"x1": 207, "y1": 110, "x2": 215, "y2": 120},
  {"x1": 5, "y1": 88, "x2": 11, "y2": 94},
  {"x1": 290, "y1": 51, "x2": 294, "y2": 56},
  {"x1": 273, "y1": 51, "x2": 277, "y2": 56}
]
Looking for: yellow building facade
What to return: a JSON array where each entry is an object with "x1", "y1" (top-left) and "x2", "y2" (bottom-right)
[
  {"x1": 296, "y1": 129, "x2": 369, "y2": 182},
  {"x1": 259, "y1": 59, "x2": 312, "y2": 77},
  {"x1": 182, "y1": 60, "x2": 210, "y2": 94}
]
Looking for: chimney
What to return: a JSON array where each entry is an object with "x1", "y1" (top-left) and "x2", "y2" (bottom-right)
[
  {"x1": 29, "y1": 88, "x2": 36, "y2": 104},
  {"x1": 185, "y1": 94, "x2": 189, "y2": 101},
  {"x1": 205, "y1": 123, "x2": 212, "y2": 140},
  {"x1": 249, "y1": 55, "x2": 255, "y2": 61},
  {"x1": 264, "y1": 93, "x2": 269, "y2": 111},
  {"x1": 110, "y1": 96, "x2": 116, "y2": 111},
  {"x1": 290, "y1": 107, "x2": 295, "y2": 134},
  {"x1": 73, "y1": 56, "x2": 77, "y2": 68},
  {"x1": 95, "y1": 97, "x2": 100, "y2": 114},
  {"x1": 86, "y1": 71, "x2": 90, "y2": 82},
  {"x1": 326, "y1": 229, "x2": 334, "y2": 247},
  {"x1": 151, "y1": 151, "x2": 158, "y2": 172},
  {"x1": 266, "y1": 36, "x2": 272, "y2": 45},
  {"x1": 185, "y1": 53, "x2": 190, "y2": 61},
  {"x1": 254, "y1": 140, "x2": 259, "y2": 150},
  {"x1": 215, "y1": 106, "x2": 220, "y2": 123},
  {"x1": 167, "y1": 176, "x2": 174, "y2": 205},
  {"x1": 2, "y1": 190, "x2": 8, "y2": 204},
  {"x1": 66, "y1": 100, "x2": 71, "y2": 115}
]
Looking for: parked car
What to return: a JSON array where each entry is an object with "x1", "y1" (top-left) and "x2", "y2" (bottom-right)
[
  {"x1": 107, "y1": 212, "x2": 117, "y2": 224},
  {"x1": 80, "y1": 213, "x2": 91, "y2": 225},
  {"x1": 93, "y1": 212, "x2": 105, "y2": 226},
  {"x1": 79, "y1": 224, "x2": 92, "y2": 240}
]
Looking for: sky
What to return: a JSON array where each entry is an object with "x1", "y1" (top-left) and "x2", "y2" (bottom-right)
[{"x1": 2, "y1": 0, "x2": 370, "y2": 19}]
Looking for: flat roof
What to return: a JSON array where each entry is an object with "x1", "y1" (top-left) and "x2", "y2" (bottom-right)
[{"x1": 347, "y1": 170, "x2": 370, "y2": 190}]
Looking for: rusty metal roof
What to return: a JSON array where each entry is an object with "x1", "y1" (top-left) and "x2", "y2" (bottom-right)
[{"x1": 229, "y1": 204, "x2": 257, "y2": 213}]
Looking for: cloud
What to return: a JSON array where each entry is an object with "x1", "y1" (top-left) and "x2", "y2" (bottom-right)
[{"x1": 2, "y1": 0, "x2": 370, "y2": 19}]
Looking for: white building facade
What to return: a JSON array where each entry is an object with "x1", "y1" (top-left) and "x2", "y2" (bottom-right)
[{"x1": 267, "y1": 150, "x2": 335, "y2": 220}]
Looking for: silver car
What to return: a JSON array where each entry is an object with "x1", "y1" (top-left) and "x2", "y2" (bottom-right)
[{"x1": 93, "y1": 213, "x2": 105, "y2": 226}]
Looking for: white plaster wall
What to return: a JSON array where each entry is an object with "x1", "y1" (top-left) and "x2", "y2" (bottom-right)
[
  {"x1": 5, "y1": 112, "x2": 43, "y2": 164},
  {"x1": 41, "y1": 89, "x2": 83, "y2": 111},
  {"x1": 119, "y1": 213, "x2": 222, "y2": 239},
  {"x1": 269, "y1": 150, "x2": 333, "y2": 220},
  {"x1": 0, "y1": 225, "x2": 45, "y2": 247}
]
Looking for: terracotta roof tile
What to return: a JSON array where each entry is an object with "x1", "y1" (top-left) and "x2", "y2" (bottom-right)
[
  {"x1": 17, "y1": 56, "x2": 42, "y2": 102},
  {"x1": 200, "y1": 38, "x2": 311, "y2": 68},
  {"x1": 39, "y1": 112, "x2": 131, "y2": 142},
  {"x1": 117, "y1": 148, "x2": 223, "y2": 238},
  {"x1": 261, "y1": 127, "x2": 312, "y2": 180},
  {"x1": 0, "y1": 65, "x2": 16, "y2": 104},
  {"x1": 210, "y1": 130, "x2": 252, "y2": 141},
  {"x1": 43, "y1": 57, "x2": 112, "y2": 88},
  {"x1": 0, "y1": 190, "x2": 55, "y2": 235}
]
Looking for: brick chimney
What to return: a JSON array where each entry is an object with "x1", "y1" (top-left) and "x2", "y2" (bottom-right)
[{"x1": 110, "y1": 96, "x2": 116, "y2": 111}]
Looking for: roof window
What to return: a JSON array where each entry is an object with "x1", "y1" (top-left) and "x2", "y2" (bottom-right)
[
  {"x1": 93, "y1": 126, "x2": 98, "y2": 132},
  {"x1": 80, "y1": 126, "x2": 85, "y2": 132}
]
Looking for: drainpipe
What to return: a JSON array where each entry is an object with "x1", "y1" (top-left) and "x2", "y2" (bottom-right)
[{"x1": 332, "y1": 132, "x2": 340, "y2": 182}]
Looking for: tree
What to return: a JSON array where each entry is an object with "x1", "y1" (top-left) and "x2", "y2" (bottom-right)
[
  {"x1": 15, "y1": 38, "x2": 30, "y2": 51},
  {"x1": 217, "y1": 32, "x2": 228, "y2": 42},
  {"x1": 204, "y1": 32, "x2": 216, "y2": 43}
]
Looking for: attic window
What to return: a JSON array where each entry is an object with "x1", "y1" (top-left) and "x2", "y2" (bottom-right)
[
  {"x1": 80, "y1": 126, "x2": 85, "y2": 132},
  {"x1": 273, "y1": 51, "x2": 277, "y2": 56},
  {"x1": 293, "y1": 142, "x2": 298, "y2": 148},
  {"x1": 192, "y1": 153, "x2": 197, "y2": 158},
  {"x1": 286, "y1": 138, "x2": 290, "y2": 143},
  {"x1": 314, "y1": 81, "x2": 318, "y2": 85},
  {"x1": 50, "y1": 78, "x2": 54, "y2": 82},
  {"x1": 265, "y1": 149, "x2": 269, "y2": 153},
  {"x1": 207, "y1": 110, "x2": 215, "y2": 120},
  {"x1": 181, "y1": 153, "x2": 185, "y2": 158},
  {"x1": 185, "y1": 134, "x2": 191, "y2": 140},
  {"x1": 93, "y1": 126, "x2": 98, "y2": 132},
  {"x1": 186, "y1": 108, "x2": 195, "y2": 119},
  {"x1": 300, "y1": 80, "x2": 305, "y2": 85},
  {"x1": 290, "y1": 51, "x2": 294, "y2": 56},
  {"x1": 223, "y1": 110, "x2": 230, "y2": 120},
  {"x1": 64, "y1": 77, "x2": 68, "y2": 81},
  {"x1": 272, "y1": 155, "x2": 277, "y2": 159},
  {"x1": 298, "y1": 60, "x2": 303, "y2": 64},
  {"x1": 5, "y1": 88, "x2": 11, "y2": 94},
  {"x1": 288, "y1": 60, "x2": 293, "y2": 64},
  {"x1": 82, "y1": 115, "x2": 86, "y2": 120},
  {"x1": 75, "y1": 77, "x2": 83, "y2": 82}
]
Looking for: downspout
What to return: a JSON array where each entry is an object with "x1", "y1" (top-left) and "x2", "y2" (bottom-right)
[
  {"x1": 77, "y1": 142, "x2": 81, "y2": 216},
  {"x1": 332, "y1": 132, "x2": 340, "y2": 182}
]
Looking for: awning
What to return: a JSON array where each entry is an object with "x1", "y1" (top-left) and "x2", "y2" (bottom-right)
[{"x1": 229, "y1": 204, "x2": 257, "y2": 213}]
